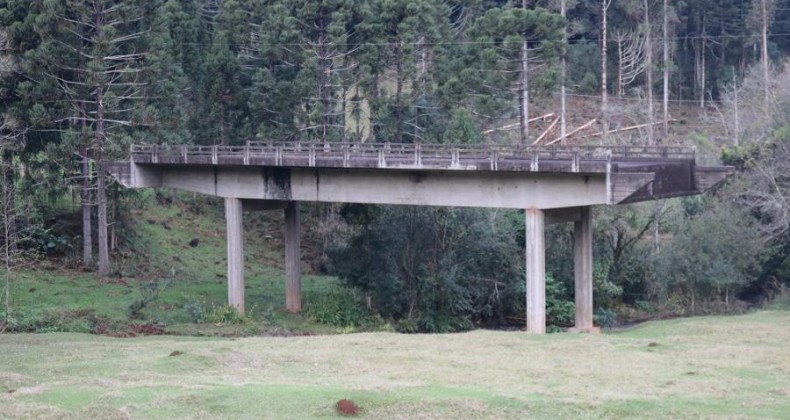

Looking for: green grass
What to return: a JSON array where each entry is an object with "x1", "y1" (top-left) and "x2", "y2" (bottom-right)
[
  {"x1": 4, "y1": 195, "x2": 354, "y2": 335},
  {"x1": 1, "y1": 310, "x2": 789, "y2": 418}
]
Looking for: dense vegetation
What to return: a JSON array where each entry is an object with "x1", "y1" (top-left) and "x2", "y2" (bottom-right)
[{"x1": 0, "y1": 0, "x2": 789, "y2": 333}]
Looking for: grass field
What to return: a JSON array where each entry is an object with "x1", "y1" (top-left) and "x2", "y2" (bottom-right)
[{"x1": 1, "y1": 310, "x2": 789, "y2": 419}]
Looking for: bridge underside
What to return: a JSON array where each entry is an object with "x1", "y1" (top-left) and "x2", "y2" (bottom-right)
[{"x1": 106, "y1": 155, "x2": 730, "y2": 334}]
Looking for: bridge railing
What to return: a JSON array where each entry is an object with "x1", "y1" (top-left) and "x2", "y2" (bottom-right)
[{"x1": 131, "y1": 142, "x2": 695, "y2": 171}]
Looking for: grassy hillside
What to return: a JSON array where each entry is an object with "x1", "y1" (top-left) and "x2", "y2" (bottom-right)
[
  {"x1": 1, "y1": 310, "x2": 789, "y2": 418},
  {"x1": 3, "y1": 194, "x2": 355, "y2": 336}
]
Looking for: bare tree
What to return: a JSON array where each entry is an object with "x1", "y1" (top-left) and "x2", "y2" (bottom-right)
[
  {"x1": 757, "y1": 0, "x2": 775, "y2": 104},
  {"x1": 560, "y1": 0, "x2": 567, "y2": 144},
  {"x1": 601, "y1": 0, "x2": 612, "y2": 143},
  {"x1": 643, "y1": 0, "x2": 655, "y2": 145},
  {"x1": 614, "y1": 30, "x2": 648, "y2": 97},
  {"x1": 520, "y1": 0, "x2": 531, "y2": 144},
  {"x1": 0, "y1": 123, "x2": 25, "y2": 331},
  {"x1": 662, "y1": 0, "x2": 670, "y2": 137}
]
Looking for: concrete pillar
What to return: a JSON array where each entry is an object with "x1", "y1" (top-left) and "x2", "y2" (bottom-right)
[
  {"x1": 526, "y1": 208, "x2": 546, "y2": 334},
  {"x1": 285, "y1": 201, "x2": 302, "y2": 312},
  {"x1": 225, "y1": 197, "x2": 245, "y2": 313},
  {"x1": 574, "y1": 206, "x2": 594, "y2": 331}
]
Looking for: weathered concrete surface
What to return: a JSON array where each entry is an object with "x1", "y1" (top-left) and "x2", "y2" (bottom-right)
[
  {"x1": 225, "y1": 197, "x2": 244, "y2": 313},
  {"x1": 574, "y1": 206, "x2": 594, "y2": 332},
  {"x1": 526, "y1": 208, "x2": 546, "y2": 334},
  {"x1": 131, "y1": 164, "x2": 615, "y2": 210},
  {"x1": 284, "y1": 201, "x2": 302, "y2": 313}
]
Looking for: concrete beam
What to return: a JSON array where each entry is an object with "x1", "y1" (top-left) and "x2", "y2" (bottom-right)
[
  {"x1": 134, "y1": 164, "x2": 610, "y2": 210},
  {"x1": 526, "y1": 208, "x2": 546, "y2": 334},
  {"x1": 285, "y1": 201, "x2": 302, "y2": 312},
  {"x1": 573, "y1": 206, "x2": 594, "y2": 332},
  {"x1": 225, "y1": 197, "x2": 245, "y2": 313}
]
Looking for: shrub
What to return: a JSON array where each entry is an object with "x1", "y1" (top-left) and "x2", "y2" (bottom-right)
[
  {"x1": 183, "y1": 298, "x2": 205, "y2": 323},
  {"x1": 128, "y1": 278, "x2": 173, "y2": 319},
  {"x1": 306, "y1": 286, "x2": 368, "y2": 328},
  {"x1": 205, "y1": 304, "x2": 245, "y2": 324}
]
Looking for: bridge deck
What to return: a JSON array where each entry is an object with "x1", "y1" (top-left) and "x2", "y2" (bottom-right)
[{"x1": 131, "y1": 142, "x2": 696, "y2": 173}]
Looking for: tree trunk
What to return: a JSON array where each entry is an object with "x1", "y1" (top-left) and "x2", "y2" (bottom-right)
[
  {"x1": 96, "y1": 84, "x2": 110, "y2": 276},
  {"x1": 698, "y1": 16, "x2": 706, "y2": 109},
  {"x1": 733, "y1": 68, "x2": 740, "y2": 146},
  {"x1": 81, "y1": 151, "x2": 92, "y2": 266},
  {"x1": 644, "y1": 0, "x2": 654, "y2": 145},
  {"x1": 395, "y1": 43, "x2": 404, "y2": 143},
  {"x1": 662, "y1": 0, "x2": 670, "y2": 138},
  {"x1": 520, "y1": 0, "x2": 530, "y2": 144},
  {"x1": 520, "y1": 39, "x2": 530, "y2": 144},
  {"x1": 560, "y1": 0, "x2": 567, "y2": 144},
  {"x1": 601, "y1": 0, "x2": 610, "y2": 143},
  {"x1": 369, "y1": 73, "x2": 378, "y2": 142},
  {"x1": 616, "y1": 35, "x2": 624, "y2": 97},
  {"x1": 2, "y1": 153, "x2": 16, "y2": 256},
  {"x1": 761, "y1": 0, "x2": 770, "y2": 104},
  {"x1": 317, "y1": 12, "x2": 331, "y2": 141}
]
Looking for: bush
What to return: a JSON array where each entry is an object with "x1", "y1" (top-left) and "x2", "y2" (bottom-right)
[
  {"x1": 545, "y1": 274, "x2": 575, "y2": 327},
  {"x1": 128, "y1": 278, "x2": 173, "y2": 319},
  {"x1": 183, "y1": 298, "x2": 205, "y2": 323},
  {"x1": 205, "y1": 304, "x2": 245, "y2": 324},
  {"x1": 306, "y1": 286, "x2": 369, "y2": 328}
]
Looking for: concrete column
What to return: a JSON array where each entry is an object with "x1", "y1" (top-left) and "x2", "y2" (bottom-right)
[
  {"x1": 225, "y1": 197, "x2": 245, "y2": 313},
  {"x1": 526, "y1": 208, "x2": 546, "y2": 334},
  {"x1": 285, "y1": 201, "x2": 302, "y2": 312},
  {"x1": 574, "y1": 206, "x2": 594, "y2": 331}
]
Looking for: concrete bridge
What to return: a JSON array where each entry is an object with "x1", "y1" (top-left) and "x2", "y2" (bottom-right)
[{"x1": 106, "y1": 141, "x2": 732, "y2": 334}]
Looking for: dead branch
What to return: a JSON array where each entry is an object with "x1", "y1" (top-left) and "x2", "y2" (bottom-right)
[{"x1": 532, "y1": 117, "x2": 559, "y2": 145}]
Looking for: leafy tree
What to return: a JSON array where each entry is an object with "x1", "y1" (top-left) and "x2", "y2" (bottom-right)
[
  {"x1": 330, "y1": 205, "x2": 523, "y2": 332},
  {"x1": 655, "y1": 203, "x2": 764, "y2": 312}
]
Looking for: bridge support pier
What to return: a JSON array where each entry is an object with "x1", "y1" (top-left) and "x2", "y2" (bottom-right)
[
  {"x1": 285, "y1": 201, "x2": 302, "y2": 312},
  {"x1": 574, "y1": 206, "x2": 594, "y2": 332},
  {"x1": 225, "y1": 197, "x2": 245, "y2": 313},
  {"x1": 526, "y1": 208, "x2": 546, "y2": 334}
]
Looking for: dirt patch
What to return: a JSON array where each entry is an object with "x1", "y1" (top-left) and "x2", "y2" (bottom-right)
[
  {"x1": 336, "y1": 399, "x2": 358, "y2": 416},
  {"x1": 110, "y1": 322, "x2": 169, "y2": 337}
]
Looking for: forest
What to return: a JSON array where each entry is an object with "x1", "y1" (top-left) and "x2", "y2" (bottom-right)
[{"x1": 0, "y1": 0, "x2": 789, "y2": 333}]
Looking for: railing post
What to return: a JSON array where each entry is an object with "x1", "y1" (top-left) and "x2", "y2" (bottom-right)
[
  {"x1": 275, "y1": 145, "x2": 283, "y2": 166},
  {"x1": 309, "y1": 144, "x2": 316, "y2": 167},
  {"x1": 451, "y1": 149, "x2": 460, "y2": 168},
  {"x1": 153, "y1": 144, "x2": 159, "y2": 164},
  {"x1": 244, "y1": 145, "x2": 250, "y2": 165},
  {"x1": 182, "y1": 144, "x2": 188, "y2": 164},
  {"x1": 490, "y1": 149, "x2": 498, "y2": 171},
  {"x1": 212, "y1": 146, "x2": 218, "y2": 165},
  {"x1": 378, "y1": 148, "x2": 386, "y2": 168},
  {"x1": 415, "y1": 143, "x2": 422, "y2": 166},
  {"x1": 343, "y1": 145, "x2": 350, "y2": 168}
]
